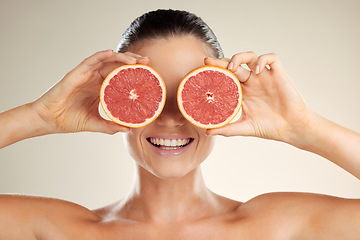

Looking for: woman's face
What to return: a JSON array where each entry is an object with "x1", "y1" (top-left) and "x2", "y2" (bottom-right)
[{"x1": 123, "y1": 36, "x2": 216, "y2": 179}]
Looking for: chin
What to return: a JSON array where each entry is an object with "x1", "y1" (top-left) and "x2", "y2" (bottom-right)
[{"x1": 137, "y1": 160, "x2": 200, "y2": 181}]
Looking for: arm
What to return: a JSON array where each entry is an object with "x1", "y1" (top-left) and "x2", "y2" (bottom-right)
[
  {"x1": 293, "y1": 111, "x2": 360, "y2": 179},
  {"x1": 0, "y1": 50, "x2": 149, "y2": 149},
  {"x1": 0, "y1": 103, "x2": 48, "y2": 149}
]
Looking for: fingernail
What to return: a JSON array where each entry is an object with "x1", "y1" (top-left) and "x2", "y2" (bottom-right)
[
  {"x1": 255, "y1": 65, "x2": 260, "y2": 74},
  {"x1": 127, "y1": 56, "x2": 137, "y2": 61},
  {"x1": 228, "y1": 62, "x2": 234, "y2": 70},
  {"x1": 205, "y1": 130, "x2": 213, "y2": 136},
  {"x1": 121, "y1": 127, "x2": 130, "y2": 133}
]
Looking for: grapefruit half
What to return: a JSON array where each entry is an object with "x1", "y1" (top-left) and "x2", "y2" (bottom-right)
[
  {"x1": 100, "y1": 64, "x2": 166, "y2": 128},
  {"x1": 177, "y1": 65, "x2": 242, "y2": 129}
]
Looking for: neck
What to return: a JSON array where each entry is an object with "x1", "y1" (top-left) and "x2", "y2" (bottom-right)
[{"x1": 117, "y1": 165, "x2": 219, "y2": 223}]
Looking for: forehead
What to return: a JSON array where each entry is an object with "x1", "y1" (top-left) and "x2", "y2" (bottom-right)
[{"x1": 130, "y1": 36, "x2": 211, "y2": 83}]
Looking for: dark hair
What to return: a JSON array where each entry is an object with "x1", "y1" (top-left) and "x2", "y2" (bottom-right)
[{"x1": 116, "y1": 9, "x2": 224, "y2": 58}]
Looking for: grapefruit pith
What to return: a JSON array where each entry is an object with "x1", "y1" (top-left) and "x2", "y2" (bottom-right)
[
  {"x1": 177, "y1": 65, "x2": 242, "y2": 129},
  {"x1": 100, "y1": 64, "x2": 166, "y2": 128}
]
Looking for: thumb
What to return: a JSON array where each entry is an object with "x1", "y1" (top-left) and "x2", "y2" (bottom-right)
[
  {"x1": 87, "y1": 117, "x2": 130, "y2": 135},
  {"x1": 206, "y1": 119, "x2": 254, "y2": 137}
]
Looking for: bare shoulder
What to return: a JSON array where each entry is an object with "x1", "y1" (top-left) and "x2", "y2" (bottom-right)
[
  {"x1": 0, "y1": 194, "x2": 100, "y2": 239},
  {"x1": 237, "y1": 192, "x2": 360, "y2": 239},
  {"x1": 0, "y1": 194, "x2": 99, "y2": 219}
]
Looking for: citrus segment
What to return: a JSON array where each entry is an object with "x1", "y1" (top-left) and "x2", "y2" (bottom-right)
[
  {"x1": 177, "y1": 65, "x2": 242, "y2": 129},
  {"x1": 100, "y1": 64, "x2": 166, "y2": 128}
]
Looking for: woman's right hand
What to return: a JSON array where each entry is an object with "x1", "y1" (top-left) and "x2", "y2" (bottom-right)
[{"x1": 32, "y1": 50, "x2": 149, "y2": 135}]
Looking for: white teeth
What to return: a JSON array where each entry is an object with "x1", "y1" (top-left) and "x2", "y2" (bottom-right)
[{"x1": 149, "y1": 138, "x2": 191, "y2": 148}]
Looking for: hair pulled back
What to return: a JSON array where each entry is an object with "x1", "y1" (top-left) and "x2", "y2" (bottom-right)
[{"x1": 116, "y1": 9, "x2": 224, "y2": 58}]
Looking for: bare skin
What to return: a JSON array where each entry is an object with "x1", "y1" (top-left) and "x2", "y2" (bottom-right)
[{"x1": 1, "y1": 36, "x2": 360, "y2": 239}]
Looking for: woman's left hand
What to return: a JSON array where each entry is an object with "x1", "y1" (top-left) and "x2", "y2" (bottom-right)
[{"x1": 205, "y1": 52, "x2": 312, "y2": 145}]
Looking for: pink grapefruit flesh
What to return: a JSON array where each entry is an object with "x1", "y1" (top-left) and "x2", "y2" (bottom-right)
[
  {"x1": 177, "y1": 65, "x2": 242, "y2": 129},
  {"x1": 100, "y1": 64, "x2": 166, "y2": 128}
]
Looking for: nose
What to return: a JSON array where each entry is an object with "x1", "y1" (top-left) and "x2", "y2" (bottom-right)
[{"x1": 155, "y1": 97, "x2": 187, "y2": 127}]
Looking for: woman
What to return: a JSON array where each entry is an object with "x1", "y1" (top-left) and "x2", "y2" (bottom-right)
[{"x1": 1, "y1": 9, "x2": 360, "y2": 239}]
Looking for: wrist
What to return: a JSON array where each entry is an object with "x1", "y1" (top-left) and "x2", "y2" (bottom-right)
[
  {"x1": 13, "y1": 102, "x2": 55, "y2": 140},
  {"x1": 283, "y1": 110, "x2": 324, "y2": 151},
  {"x1": 28, "y1": 101, "x2": 58, "y2": 136}
]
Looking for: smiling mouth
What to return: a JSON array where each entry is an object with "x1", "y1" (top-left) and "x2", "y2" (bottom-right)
[{"x1": 146, "y1": 137, "x2": 194, "y2": 150}]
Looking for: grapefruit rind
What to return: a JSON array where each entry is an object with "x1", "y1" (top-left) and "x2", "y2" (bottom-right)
[
  {"x1": 177, "y1": 65, "x2": 242, "y2": 129},
  {"x1": 100, "y1": 64, "x2": 166, "y2": 128}
]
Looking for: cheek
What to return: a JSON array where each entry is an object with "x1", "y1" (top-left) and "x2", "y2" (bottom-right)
[
  {"x1": 197, "y1": 134, "x2": 216, "y2": 162},
  {"x1": 123, "y1": 130, "x2": 144, "y2": 163}
]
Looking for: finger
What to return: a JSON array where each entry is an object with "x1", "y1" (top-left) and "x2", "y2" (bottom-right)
[
  {"x1": 98, "y1": 56, "x2": 151, "y2": 79},
  {"x1": 99, "y1": 63, "x2": 123, "y2": 79},
  {"x1": 204, "y1": 57, "x2": 230, "y2": 68},
  {"x1": 256, "y1": 53, "x2": 284, "y2": 74},
  {"x1": 123, "y1": 52, "x2": 143, "y2": 58},
  {"x1": 100, "y1": 52, "x2": 142, "y2": 65},
  {"x1": 123, "y1": 52, "x2": 150, "y2": 64},
  {"x1": 79, "y1": 50, "x2": 137, "y2": 72},
  {"x1": 204, "y1": 57, "x2": 251, "y2": 83},
  {"x1": 136, "y1": 56, "x2": 150, "y2": 65},
  {"x1": 229, "y1": 52, "x2": 258, "y2": 73}
]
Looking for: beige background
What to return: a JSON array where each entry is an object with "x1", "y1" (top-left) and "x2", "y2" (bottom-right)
[{"x1": 1, "y1": 0, "x2": 360, "y2": 210}]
